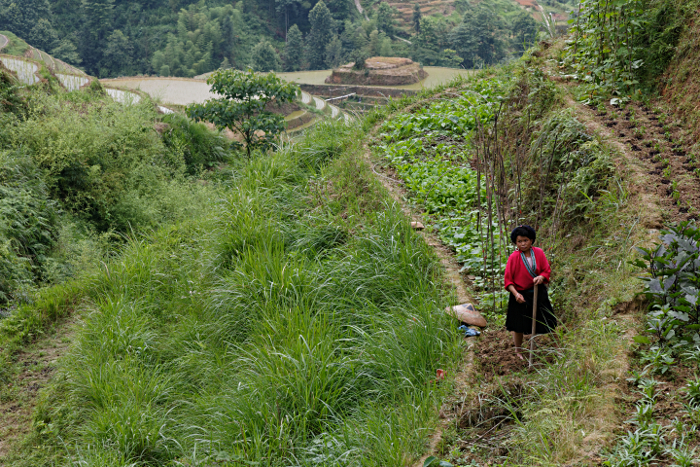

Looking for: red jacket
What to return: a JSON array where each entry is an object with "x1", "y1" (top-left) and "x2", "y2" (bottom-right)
[{"x1": 504, "y1": 247, "x2": 551, "y2": 292}]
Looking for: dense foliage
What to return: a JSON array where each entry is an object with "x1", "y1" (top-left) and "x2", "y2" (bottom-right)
[
  {"x1": 0, "y1": 65, "x2": 227, "y2": 304},
  {"x1": 0, "y1": 0, "x2": 575, "y2": 77},
  {"x1": 374, "y1": 67, "x2": 615, "y2": 315},
  {"x1": 562, "y1": 0, "x2": 700, "y2": 102}
]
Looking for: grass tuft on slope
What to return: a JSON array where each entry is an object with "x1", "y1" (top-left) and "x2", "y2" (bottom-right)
[{"x1": 7, "y1": 120, "x2": 462, "y2": 467}]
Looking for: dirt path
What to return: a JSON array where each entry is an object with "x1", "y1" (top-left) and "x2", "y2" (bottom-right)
[
  {"x1": 0, "y1": 319, "x2": 75, "y2": 461},
  {"x1": 0, "y1": 35, "x2": 8, "y2": 52}
]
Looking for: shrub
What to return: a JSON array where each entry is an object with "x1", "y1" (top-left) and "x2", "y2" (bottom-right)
[
  {"x1": 8, "y1": 94, "x2": 178, "y2": 232},
  {"x1": 160, "y1": 113, "x2": 229, "y2": 174},
  {"x1": 633, "y1": 222, "x2": 700, "y2": 345},
  {"x1": 0, "y1": 150, "x2": 60, "y2": 302}
]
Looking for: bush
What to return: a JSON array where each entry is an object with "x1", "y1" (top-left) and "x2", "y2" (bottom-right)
[
  {"x1": 634, "y1": 222, "x2": 700, "y2": 345},
  {"x1": 0, "y1": 150, "x2": 60, "y2": 302},
  {"x1": 8, "y1": 94, "x2": 179, "y2": 232},
  {"x1": 160, "y1": 113, "x2": 229, "y2": 174}
]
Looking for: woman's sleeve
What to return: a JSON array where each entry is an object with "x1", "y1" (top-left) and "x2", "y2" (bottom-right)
[
  {"x1": 504, "y1": 256, "x2": 515, "y2": 290},
  {"x1": 538, "y1": 249, "x2": 551, "y2": 282}
]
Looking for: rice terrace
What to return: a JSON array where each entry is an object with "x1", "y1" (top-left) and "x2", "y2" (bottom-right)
[{"x1": 2, "y1": 0, "x2": 700, "y2": 465}]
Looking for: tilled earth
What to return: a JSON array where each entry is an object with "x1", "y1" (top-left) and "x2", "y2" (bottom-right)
[{"x1": 595, "y1": 101, "x2": 700, "y2": 222}]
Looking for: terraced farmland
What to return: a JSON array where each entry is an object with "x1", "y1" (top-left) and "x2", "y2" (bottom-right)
[
  {"x1": 56, "y1": 74, "x2": 89, "y2": 91},
  {"x1": 0, "y1": 57, "x2": 39, "y2": 85},
  {"x1": 105, "y1": 88, "x2": 142, "y2": 104},
  {"x1": 270, "y1": 66, "x2": 473, "y2": 90},
  {"x1": 101, "y1": 77, "x2": 216, "y2": 106},
  {"x1": 101, "y1": 77, "x2": 347, "y2": 131}
]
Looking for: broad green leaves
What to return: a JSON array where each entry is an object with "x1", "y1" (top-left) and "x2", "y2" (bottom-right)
[
  {"x1": 376, "y1": 76, "x2": 511, "y2": 312},
  {"x1": 634, "y1": 221, "x2": 700, "y2": 346},
  {"x1": 563, "y1": 0, "x2": 645, "y2": 103},
  {"x1": 187, "y1": 69, "x2": 299, "y2": 156}
]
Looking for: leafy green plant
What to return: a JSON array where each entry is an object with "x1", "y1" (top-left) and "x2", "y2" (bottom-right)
[
  {"x1": 160, "y1": 113, "x2": 229, "y2": 174},
  {"x1": 683, "y1": 375, "x2": 700, "y2": 407},
  {"x1": 633, "y1": 222, "x2": 700, "y2": 344},
  {"x1": 665, "y1": 443, "x2": 698, "y2": 467},
  {"x1": 187, "y1": 69, "x2": 299, "y2": 156},
  {"x1": 639, "y1": 346, "x2": 675, "y2": 375},
  {"x1": 636, "y1": 377, "x2": 661, "y2": 402},
  {"x1": 631, "y1": 402, "x2": 655, "y2": 427},
  {"x1": 681, "y1": 345, "x2": 700, "y2": 363}
]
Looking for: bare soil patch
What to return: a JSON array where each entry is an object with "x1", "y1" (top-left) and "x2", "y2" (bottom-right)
[
  {"x1": 592, "y1": 101, "x2": 700, "y2": 224},
  {"x1": 0, "y1": 319, "x2": 74, "y2": 460}
]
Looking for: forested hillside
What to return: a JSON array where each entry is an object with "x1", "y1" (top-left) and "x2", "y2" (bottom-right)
[{"x1": 0, "y1": 0, "x2": 574, "y2": 77}]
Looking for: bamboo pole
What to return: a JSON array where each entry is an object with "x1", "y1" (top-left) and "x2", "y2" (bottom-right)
[{"x1": 529, "y1": 284, "x2": 539, "y2": 368}]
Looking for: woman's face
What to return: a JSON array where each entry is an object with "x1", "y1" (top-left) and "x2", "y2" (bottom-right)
[{"x1": 515, "y1": 235, "x2": 533, "y2": 252}]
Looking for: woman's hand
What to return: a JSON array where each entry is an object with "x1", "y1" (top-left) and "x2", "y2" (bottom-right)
[
  {"x1": 515, "y1": 292, "x2": 525, "y2": 303},
  {"x1": 533, "y1": 275, "x2": 545, "y2": 285}
]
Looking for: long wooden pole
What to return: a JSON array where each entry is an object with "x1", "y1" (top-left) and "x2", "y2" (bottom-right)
[{"x1": 529, "y1": 284, "x2": 539, "y2": 368}]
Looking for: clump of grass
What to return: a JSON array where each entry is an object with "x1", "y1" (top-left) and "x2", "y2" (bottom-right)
[{"x1": 14, "y1": 120, "x2": 462, "y2": 467}]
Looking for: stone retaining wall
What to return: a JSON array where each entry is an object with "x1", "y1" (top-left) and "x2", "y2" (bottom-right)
[{"x1": 299, "y1": 84, "x2": 416, "y2": 99}]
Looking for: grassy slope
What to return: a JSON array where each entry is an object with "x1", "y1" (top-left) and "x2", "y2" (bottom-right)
[
  {"x1": 0, "y1": 31, "x2": 84, "y2": 76},
  {"x1": 0, "y1": 56, "x2": 649, "y2": 467},
  {"x1": 1, "y1": 115, "x2": 467, "y2": 466}
]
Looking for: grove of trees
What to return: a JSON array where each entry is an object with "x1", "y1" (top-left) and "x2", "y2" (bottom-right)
[{"x1": 0, "y1": 0, "x2": 568, "y2": 78}]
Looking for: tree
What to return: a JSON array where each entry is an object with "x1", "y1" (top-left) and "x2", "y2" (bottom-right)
[
  {"x1": 325, "y1": 36, "x2": 343, "y2": 68},
  {"x1": 326, "y1": 0, "x2": 350, "y2": 21},
  {"x1": 79, "y1": 0, "x2": 116, "y2": 75},
  {"x1": 376, "y1": 2, "x2": 395, "y2": 38},
  {"x1": 448, "y1": 7, "x2": 504, "y2": 68},
  {"x1": 0, "y1": 0, "x2": 52, "y2": 39},
  {"x1": 102, "y1": 29, "x2": 133, "y2": 75},
  {"x1": 251, "y1": 40, "x2": 282, "y2": 71},
  {"x1": 27, "y1": 18, "x2": 59, "y2": 52},
  {"x1": 412, "y1": 16, "x2": 451, "y2": 65},
  {"x1": 307, "y1": 0, "x2": 334, "y2": 69},
  {"x1": 52, "y1": 38, "x2": 82, "y2": 65},
  {"x1": 412, "y1": 4, "x2": 422, "y2": 33},
  {"x1": 186, "y1": 69, "x2": 299, "y2": 156},
  {"x1": 512, "y1": 12, "x2": 539, "y2": 53},
  {"x1": 368, "y1": 29, "x2": 392, "y2": 57},
  {"x1": 285, "y1": 24, "x2": 305, "y2": 71}
]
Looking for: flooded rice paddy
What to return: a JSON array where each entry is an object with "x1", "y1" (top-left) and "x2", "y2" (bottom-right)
[
  {"x1": 0, "y1": 57, "x2": 39, "y2": 85},
  {"x1": 101, "y1": 78, "x2": 216, "y2": 105},
  {"x1": 105, "y1": 88, "x2": 141, "y2": 104},
  {"x1": 272, "y1": 66, "x2": 473, "y2": 90},
  {"x1": 56, "y1": 74, "x2": 89, "y2": 91}
]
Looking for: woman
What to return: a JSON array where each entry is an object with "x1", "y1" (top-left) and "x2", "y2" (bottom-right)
[{"x1": 504, "y1": 225, "x2": 557, "y2": 360}]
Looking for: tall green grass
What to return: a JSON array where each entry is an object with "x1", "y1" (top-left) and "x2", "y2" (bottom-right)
[{"x1": 12, "y1": 121, "x2": 461, "y2": 467}]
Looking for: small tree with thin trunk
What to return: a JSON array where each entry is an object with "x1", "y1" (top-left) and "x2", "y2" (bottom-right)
[
  {"x1": 285, "y1": 24, "x2": 305, "y2": 71},
  {"x1": 186, "y1": 69, "x2": 299, "y2": 156},
  {"x1": 412, "y1": 3, "x2": 421, "y2": 33}
]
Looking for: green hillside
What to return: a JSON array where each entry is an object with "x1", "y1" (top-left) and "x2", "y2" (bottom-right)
[
  {"x1": 0, "y1": 31, "x2": 85, "y2": 76},
  {"x1": 2, "y1": 0, "x2": 700, "y2": 466}
]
